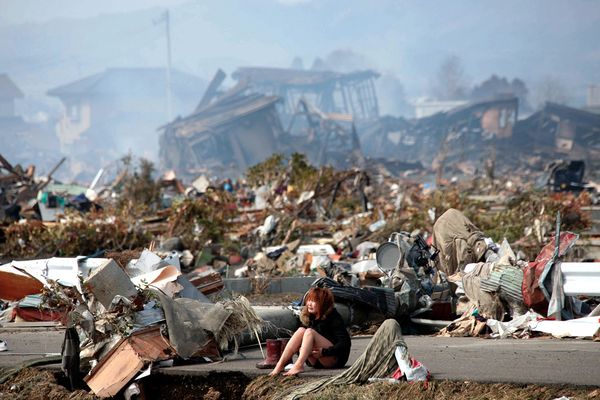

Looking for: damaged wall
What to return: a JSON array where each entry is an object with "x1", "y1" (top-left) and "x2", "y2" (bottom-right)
[{"x1": 160, "y1": 94, "x2": 284, "y2": 179}]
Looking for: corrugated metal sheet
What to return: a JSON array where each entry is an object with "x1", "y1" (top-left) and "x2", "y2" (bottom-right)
[{"x1": 480, "y1": 266, "x2": 523, "y2": 303}]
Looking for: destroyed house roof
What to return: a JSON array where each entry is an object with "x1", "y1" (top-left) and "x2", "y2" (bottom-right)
[
  {"x1": 444, "y1": 97, "x2": 518, "y2": 119},
  {"x1": 232, "y1": 67, "x2": 379, "y2": 87},
  {"x1": 0, "y1": 74, "x2": 24, "y2": 99},
  {"x1": 163, "y1": 93, "x2": 280, "y2": 137},
  {"x1": 418, "y1": 97, "x2": 519, "y2": 124},
  {"x1": 47, "y1": 68, "x2": 205, "y2": 98},
  {"x1": 541, "y1": 102, "x2": 600, "y2": 126},
  {"x1": 516, "y1": 102, "x2": 600, "y2": 136}
]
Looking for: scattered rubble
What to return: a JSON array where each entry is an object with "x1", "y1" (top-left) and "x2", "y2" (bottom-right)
[{"x1": 1, "y1": 135, "x2": 599, "y2": 397}]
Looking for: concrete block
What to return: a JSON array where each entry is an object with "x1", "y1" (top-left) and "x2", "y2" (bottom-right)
[
  {"x1": 223, "y1": 276, "x2": 315, "y2": 295},
  {"x1": 223, "y1": 278, "x2": 252, "y2": 294},
  {"x1": 279, "y1": 277, "x2": 315, "y2": 293},
  {"x1": 267, "y1": 279, "x2": 282, "y2": 294}
]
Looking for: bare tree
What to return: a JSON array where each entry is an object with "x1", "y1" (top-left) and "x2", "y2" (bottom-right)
[
  {"x1": 291, "y1": 56, "x2": 304, "y2": 70},
  {"x1": 534, "y1": 75, "x2": 570, "y2": 108},
  {"x1": 433, "y1": 55, "x2": 469, "y2": 100}
]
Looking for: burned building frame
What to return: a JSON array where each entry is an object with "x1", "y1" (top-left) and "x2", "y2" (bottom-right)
[{"x1": 232, "y1": 67, "x2": 380, "y2": 121}]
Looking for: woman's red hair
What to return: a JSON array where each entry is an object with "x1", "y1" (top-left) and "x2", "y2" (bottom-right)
[{"x1": 302, "y1": 287, "x2": 334, "y2": 321}]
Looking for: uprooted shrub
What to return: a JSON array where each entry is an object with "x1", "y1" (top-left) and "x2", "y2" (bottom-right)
[
  {"x1": 246, "y1": 153, "x2": 287, "y2": 188},
  {"x1": 246, "y1": 152, "x2": 338, "y2": 195},
  {"x1": 115, "y1": 155, "x2": 162, "y2": 214},
  {"x1": 166, "y1": 193, "x2": 237, "y2": 253},
  {"x1": 0, "y1": 208, "x2": 154, "y2": 259}
]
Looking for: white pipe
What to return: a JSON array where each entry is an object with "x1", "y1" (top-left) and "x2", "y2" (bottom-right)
[
  {"x1": 89, "y1": 168, "x2": 104, "y2": 190},
  {"x1": 561, "y1": 262, "x2": 600, "y2": 296}
]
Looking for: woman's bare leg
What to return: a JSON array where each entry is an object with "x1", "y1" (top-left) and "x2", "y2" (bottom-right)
[
  {"x1": 284, "y1": 328, "x2": 336, "y2": 375},
  {"x1": 270, "y1": 328, "x2": 305, "y2": 375}
]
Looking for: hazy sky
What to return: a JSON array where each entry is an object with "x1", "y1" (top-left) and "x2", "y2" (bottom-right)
[
  {"x1": 2, "y1": 0, "x2": 599, "y2": 179},
  {"x1": 1, "y1": 0, "x2": 599, "y2": 104},
  {"x1": 0, "y1": 0, "x2": 189, "y2": 25}
]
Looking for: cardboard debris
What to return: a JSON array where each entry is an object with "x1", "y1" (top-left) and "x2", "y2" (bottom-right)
[{"x1": 130, "y1": 265, "x2": 182, "y2": 297}]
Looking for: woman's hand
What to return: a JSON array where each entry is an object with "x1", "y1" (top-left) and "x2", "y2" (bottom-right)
[{"x1": 311, "y1": 347, "x2": 323, "y2": 358}]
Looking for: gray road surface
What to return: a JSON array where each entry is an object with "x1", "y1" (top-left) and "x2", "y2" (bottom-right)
[{"x1": 1, "y1": 328, "x2": 598, "y2": 386}]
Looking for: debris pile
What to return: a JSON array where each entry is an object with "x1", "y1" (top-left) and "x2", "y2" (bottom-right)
[
  {"x1": 0, "y1": 249, "x2": 265, "y2": 397},
  {"x1": 437, "y1": 212, "x2": 600, "y2": 340},
  {"x1": 156, "y1": 66, "x2": 600, "y2": 187},
  {"x1": 1, "y1": 140, "x2": 599, "y2": 397}
]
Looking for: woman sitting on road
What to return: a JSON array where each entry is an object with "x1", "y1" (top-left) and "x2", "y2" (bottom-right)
[{"x1": 270, "y1": 287, "x2": 351, "y2": 376}]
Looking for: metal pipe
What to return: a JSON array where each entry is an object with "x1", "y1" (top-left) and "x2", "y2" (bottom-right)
[{"x1": 561, "y1": 262, "x2": 600, "y2": 296}]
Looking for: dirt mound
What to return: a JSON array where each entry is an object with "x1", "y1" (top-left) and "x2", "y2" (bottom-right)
[
  {"x1": 0, "y1": 368, "x2": 97, "y2": 400},
  {"x1": 243, "y1": 374, "x2": 313, "y2": 399},
  {"x1": 306, "y1": 381, "x2": 600, "y2": 400},
  {"x1": 243, "y1": 375, "x2": 600, "y2": 400},
  {"x1": 141, "y1": 371, "x2": 251, "y2": 400}
]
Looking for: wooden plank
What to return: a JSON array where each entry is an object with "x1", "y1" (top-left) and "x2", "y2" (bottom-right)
[
  {"x1": 85, "y1": 341, "x2": 144, "y2": 398},
  {"x1": 196, "y1": 69, "x2": 226, "y2": 111},
  {"x1": 85, "y1": 326, "x2": 175, "y2": 398},
  {"x1": 0, "y1": 321, "x2": 62, "y2": 329}
]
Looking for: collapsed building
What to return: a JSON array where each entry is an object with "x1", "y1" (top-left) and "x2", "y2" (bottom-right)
[
  {"x1": 231, "y1": 67, "x2": 380, "y2": 122},
  {"x1": 159, "y1": 65, "x2": 600, "y2": 181},
  {"x1": 362, "y1": 98, "x2": 600, "y2": 180},
  {"x1": 159, "y1": 69, "x2": 368, "y2": 179},
  {"x1": 284, "y1": 99, "x2": 364, "y2": 169},
  {"x1": 361, "y1": 97, "x2": 518, "y2": 175},
  {"x1": 159, "y1": 85, "x2": 283, "y2": 179},
  {"x1": 512, "y1": 102, "x2": 600, "y2": 173}
]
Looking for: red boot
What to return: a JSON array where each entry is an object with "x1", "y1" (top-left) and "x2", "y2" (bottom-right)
[{"x1": 255, "y1": 339, "x2": 282, "y2": 369}]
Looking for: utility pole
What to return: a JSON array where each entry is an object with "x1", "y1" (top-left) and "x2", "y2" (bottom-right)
[{"x1": 157, "y1": 9, "x2": 173, "y2": 122}]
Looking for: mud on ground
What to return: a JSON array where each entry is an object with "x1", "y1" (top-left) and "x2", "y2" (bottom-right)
[
  {"x1": 244, "y1": 375, "x2": 600, "y2": 400},
  {"x1": 2, "y1": 367, "x2": 599, "y2": 399},
  {"x1": 142, "y1": 371, "x2": 251, "y2": 400},
  {"x1": 0, "y1": 368, "x2": 96, "y2": 400}
]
